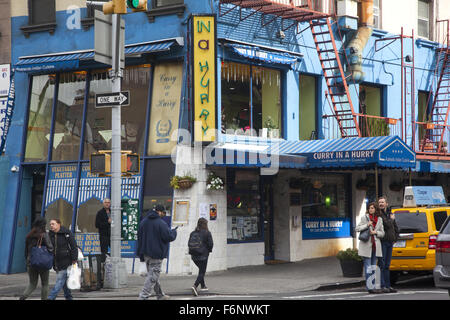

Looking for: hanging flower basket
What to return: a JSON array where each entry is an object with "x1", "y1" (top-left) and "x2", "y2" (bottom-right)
[
  {"x1": 206, "y1": 172, "x2": 225, "y2": 190},
  {"x1": 170, "y1": 175, "x2": 197, "y2": 190}
]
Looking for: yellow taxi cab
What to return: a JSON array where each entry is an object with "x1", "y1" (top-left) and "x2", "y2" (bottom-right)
[{"x1": 390, "y1": 186, "x2": 450, "y2": 283}]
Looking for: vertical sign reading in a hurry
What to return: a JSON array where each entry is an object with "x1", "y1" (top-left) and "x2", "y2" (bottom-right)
[{"x1": 192, "y1": 15, "x2": 217, "y2": 143}]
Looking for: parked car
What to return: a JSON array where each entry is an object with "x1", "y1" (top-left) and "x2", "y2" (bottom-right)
[
  {"x1": 390, "y1": 206, "x2": 450, "y2": 284},
  {"x1": 433, "y1": 215, "x2": 450, "y2": 297}
]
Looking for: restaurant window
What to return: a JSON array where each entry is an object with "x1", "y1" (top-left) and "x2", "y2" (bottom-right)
[
  {"x1": 24, "y1": 74, "x2": 56, "y2": 162},
  {"x1": 299, "y1": 174, "x2": 349, "y2": 219},
  {"x1": 45, "y1": 198, "x2": 74, "y2": 230},
  {"x1": 83, "y1": 66, "x2": 149, "y2": 159},
  {"x1": 221, "y1": 62, "x2": 281, "y2": 137},
  {"x1": 143, "y1": 158, "x2": 175, "y2": 213},
  {"x1": 299, "y1": 74, "x2": 317, "y2": 140},
  {"x1": 418, "y1": 0, "x2": 430, "y2": 39},
  {"x1": 52, "y1": 72, "x2": 86, "y2": 161},
  {"x1": 227, "y1": 169, "x2": 262, "y2": 242}
]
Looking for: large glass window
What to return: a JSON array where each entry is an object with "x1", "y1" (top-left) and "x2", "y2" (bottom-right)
[
  {"x1": 83, "y1": 65, "x2": 149, "y2": 159},
  {"x1": 24, "y1": 74, "x2": 56, "y2": 162},
  {"x1": 227, "y1": 169, "x2": 262, "y2": 242},
  {"x1": 221, "y1": 62, "x2": 281, "y2": 137},
  {"x1": 298, "y1": 174, "x2": 349, "y2": 219},
  {"x1": 52, "y1": 72, "x2": 86, "y2": 161}
]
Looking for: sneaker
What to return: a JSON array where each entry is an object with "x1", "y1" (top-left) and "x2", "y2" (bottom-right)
[
  {"x1": 157, "y1": 295, "x2": 170, "y2": 300},
  {"x1": 191, "y1": 286, "x2": 198, "y2": 296},
  {"x1": 200, "y1": 287, "x2": 209, "y2": 292},
  {"x1": 381, "y1": 288, "x2": 390, "y2": 293},
  {"x1": 388, "y1": 287, "x2": 397, "y2": 293}
]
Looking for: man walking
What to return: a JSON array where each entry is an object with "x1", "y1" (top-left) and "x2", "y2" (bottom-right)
[
  {"x1": 47, "y1": 219, "x2": 78, "y2": 300},
  {"x1": 378, "y1": 196, "x2": 399, "y2": 293},
  {"x1": 137, "y1": 204, "x2": 178, "y2": 300},
  {"x1": 95, "y1": 198, "x2": 111, "y2": 264}
]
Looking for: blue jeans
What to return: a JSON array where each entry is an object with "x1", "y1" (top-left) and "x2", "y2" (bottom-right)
[
  {"x1": 48, "y1": 269, "x2": 73, "y2": 300},
  {"x1": 363, "y1": 251, "x2": 379, "y2": 291},
  {"x1": 379, "y1": 241, "x2": 394, "y2": 289}
]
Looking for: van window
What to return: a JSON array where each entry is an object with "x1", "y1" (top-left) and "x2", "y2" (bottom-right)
[
  {"x1": 395, "y1": 212, "x2": 428, "y2": 233},
  {"x1": 440, "y1": 217, "x2": 450, "y2": 234},
  {"x1": 434, "y1": 211, "x2": 448, "y2": 231}
]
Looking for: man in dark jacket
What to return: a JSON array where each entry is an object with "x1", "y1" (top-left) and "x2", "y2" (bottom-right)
[
  {"x1": 137, "y1": 205, "x2": 177, "y2": 300},
  {"x1": 47, "y1": 219, "x2": 78, "y2": 300},
  {"x1": 378, "y1": 196, "x2": 399, "y2": 293},
  {"x1": 95, "y1": 198, "x2": 111, "y2": 263}
]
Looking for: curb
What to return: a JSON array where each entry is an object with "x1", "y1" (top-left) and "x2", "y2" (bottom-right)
[{"x1": 315, "y1": 279, "x2": 365, "y2": 291}]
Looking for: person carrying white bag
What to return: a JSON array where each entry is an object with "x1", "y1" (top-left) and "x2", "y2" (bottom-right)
[{"x1": 47, "y1": 219, "x2": 79, "y2": 300}]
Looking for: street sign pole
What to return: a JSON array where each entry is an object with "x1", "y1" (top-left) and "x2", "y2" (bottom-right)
[{"x1": 109, "y1": 12, "x2": 126, "y2": 289}]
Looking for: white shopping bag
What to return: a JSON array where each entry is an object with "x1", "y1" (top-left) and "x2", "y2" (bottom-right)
[
  {"x1": 77, "y1": 248, "x2": 84, "y2": 261},
  {"x1": 67, "y1": 263, "x2": 81, "y2": 290},
  {"x1": 138, "y1": 261, "x2": 147, "y2": 277}
]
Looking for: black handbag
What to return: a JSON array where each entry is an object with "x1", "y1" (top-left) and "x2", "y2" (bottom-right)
[{"x1": 358, "y1": 227, "x2": 371, "y2": 242}]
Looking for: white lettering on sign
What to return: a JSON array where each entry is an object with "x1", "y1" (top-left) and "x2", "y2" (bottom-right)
[{"x1": 313, "y1": 150, "x2": 375, "y2": 160}]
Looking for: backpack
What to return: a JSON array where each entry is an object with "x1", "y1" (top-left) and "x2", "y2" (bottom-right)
[{"x1": 188, "y1": 231, "x2": 203, "y2": 256}]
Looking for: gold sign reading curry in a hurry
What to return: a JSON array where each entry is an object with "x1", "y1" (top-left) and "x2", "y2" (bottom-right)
[{"x1": 192, "y1": 15, "x2": 216, "y2": 142}]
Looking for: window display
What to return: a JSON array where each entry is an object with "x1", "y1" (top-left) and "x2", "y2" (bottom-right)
[
  {"x1": 221, "y1": 62, "x2": 281, "y2": 137},
  {"x1": 227, "y1": 169, "x2": 262, "y2": 242}
]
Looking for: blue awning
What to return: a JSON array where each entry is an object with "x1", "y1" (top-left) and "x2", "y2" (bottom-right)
[
  {"x1": 227, "y1": 43, "x2": 301, "y2": 66},
  {"x1": 272, "y1": 135, "x2": 416, "y2": 169},
  {"x1": 204, "y1": 142, "x2": 307, "y2": 170},
  {"x1": 15, "y1": 39, "x2": 181, "y2": 72}
]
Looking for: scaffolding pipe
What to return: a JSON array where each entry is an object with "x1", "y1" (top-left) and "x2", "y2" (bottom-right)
[{"x1": 346, "y1": 0, "x2": 374, "y2": 83}]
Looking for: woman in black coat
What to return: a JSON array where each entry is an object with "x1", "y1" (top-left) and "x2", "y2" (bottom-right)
[
  {"x1": 20, "y1": 217, "x2": 53, "y2": 300},
  {"x1": 190, "y1": 218, "x2": 213, "y2": 296}
]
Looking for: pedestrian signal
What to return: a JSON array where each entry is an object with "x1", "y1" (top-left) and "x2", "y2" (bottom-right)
[{"x1": 90, "y1": 153, "x2": 111, "y2": 174}]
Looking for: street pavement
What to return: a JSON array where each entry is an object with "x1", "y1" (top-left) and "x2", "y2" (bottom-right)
[{"x1": 0, "y1": 256, "x2": 365, "y2": 300}]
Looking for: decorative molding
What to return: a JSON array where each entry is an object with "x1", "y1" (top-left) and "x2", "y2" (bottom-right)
[
  {"x1": 21, "y1": 23, "x2": 57, "y2": 38},
  {"x1": 146, "y1": 4, "x2": 186, "y2": 23}
]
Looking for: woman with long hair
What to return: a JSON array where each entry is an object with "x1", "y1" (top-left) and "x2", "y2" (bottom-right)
[
  {"x1": 20, "y1": 217, "x2": 53, "y2": 300},
  {"x1": 189, "y1": 218, "x2": 213, "y2": 296},
  {"x1": 355, "y1": 202, "x2": 385, "y2": 294}
]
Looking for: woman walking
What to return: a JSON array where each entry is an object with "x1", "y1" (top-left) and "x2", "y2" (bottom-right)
[
  {"x1": 20, "y1": 217, "x2": 53, "y2": 300},
  {"x1": 189, "y1": 218, "x2": 213, "y2": 296},
  {"x1": 355, "y1": 202, "x2": 385, "y2": 294}
]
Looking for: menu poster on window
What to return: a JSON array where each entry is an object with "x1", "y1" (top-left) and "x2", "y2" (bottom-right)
[{"x1": 148, "y1": 63, "x2": 183, "y2": 156}]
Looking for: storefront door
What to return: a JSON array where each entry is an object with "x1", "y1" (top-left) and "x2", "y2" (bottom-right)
[{"x1": 262, "y1": 176, "x2": 274, "y2": 261}]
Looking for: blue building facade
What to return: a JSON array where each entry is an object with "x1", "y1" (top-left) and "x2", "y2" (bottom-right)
[{"x1": 0, "y1": 0, "x2": 448, "y2": 273}]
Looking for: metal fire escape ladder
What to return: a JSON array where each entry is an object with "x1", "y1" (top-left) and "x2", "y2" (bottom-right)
[
  {"x1": 421, "y1": 21, "x2": 450, "y2": 154},
  {"x1": 218, "y1": 0, "x2": 361, "y2": 138},
  {"x1": 310, "y1": 18, "x2": 361, "y2": 138}
]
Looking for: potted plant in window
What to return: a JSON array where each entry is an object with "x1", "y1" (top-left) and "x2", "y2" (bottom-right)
[
  {"x1": 170, "y1": 174, "x2": 197, "y2": 190},
  {"x1": 264, "y1": 116, "x2": 279, "y2": 138},
  {"x1": 336, "y1": 248, "x2": 364, "y2": 277}
]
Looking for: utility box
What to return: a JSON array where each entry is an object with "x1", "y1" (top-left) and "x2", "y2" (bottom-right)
[{"x1": 336, "y1": 0, "x2": 358, "y2": 30}]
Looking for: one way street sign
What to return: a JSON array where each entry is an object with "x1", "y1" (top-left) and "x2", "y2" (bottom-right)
[{"x1": 96, "y1": 91, "x2": 130, "y2": 108}]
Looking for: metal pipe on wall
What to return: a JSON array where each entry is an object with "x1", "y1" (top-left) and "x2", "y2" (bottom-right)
[{"x1": 346, "y1": 0, "x2": 374, "y2": 83}]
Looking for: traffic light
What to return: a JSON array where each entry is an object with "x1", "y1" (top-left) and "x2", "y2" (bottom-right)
[
  {"x1": 127, "y1": 0, "x2": 147, "y2": 12},
  {"x1": 103, "y1": 0, "x2": 127, "y2": 14},
  {"x1": 90, "y1": 153, "x2": 111, "y2": 174},
  {"x1": 121, "y1": 153, "x2": 140, "y2": 174}
]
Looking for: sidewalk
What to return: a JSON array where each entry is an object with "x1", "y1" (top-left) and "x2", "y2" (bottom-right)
[{"x1": 0, "y1": 257, "x2": 364, "y2": 299}]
